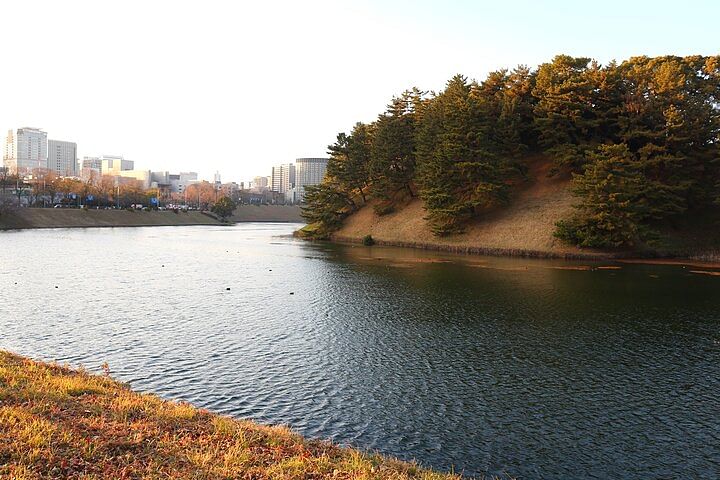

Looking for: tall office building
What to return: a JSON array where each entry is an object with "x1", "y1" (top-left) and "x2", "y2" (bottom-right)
[
  {"x1": 295, "y1": 158, "x2": 328, "y2": 202},
  {"x1": 47, "y1": 139, "x2": 78, "y2": 177},
  {"x1": 271, "y1": 163, "x2": 295, "y2": 194},
  {"x1": 3, "y1": 127, "x2": 48, "y2": 174}
]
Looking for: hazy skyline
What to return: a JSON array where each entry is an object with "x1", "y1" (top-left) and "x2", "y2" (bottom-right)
[{"x1": 1, "y1": 0, "x2": 717, "y2": 183}]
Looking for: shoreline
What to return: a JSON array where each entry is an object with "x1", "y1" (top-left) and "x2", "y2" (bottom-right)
[
  {"x1": 329, "y1": 234, "x2": 720, "y2": 268},
  {"x1": 0, "y1": 350, "x2": 460, "y2": 479}
]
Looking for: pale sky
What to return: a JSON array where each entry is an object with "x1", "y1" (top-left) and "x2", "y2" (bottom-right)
[{"x1": 1, "y1": 0, "x2": 717, "y2": 184}]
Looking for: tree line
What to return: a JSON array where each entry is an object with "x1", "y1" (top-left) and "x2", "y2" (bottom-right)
[
  {"x1": 0, "y1": 170, "x2": 233, "y2": 210},
  {"x1": 302, "y1": 54, "x2": 720, "y2": 248}
]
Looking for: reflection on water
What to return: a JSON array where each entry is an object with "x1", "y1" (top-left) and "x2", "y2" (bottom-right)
[{"x1": 1, "y1": 224, "x2": 719, "y2": 479}]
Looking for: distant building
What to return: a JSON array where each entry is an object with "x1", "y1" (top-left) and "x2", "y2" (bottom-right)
[
  {"x1": 100, "y1": 155, "x2": 134, "y2": 175},
  {"x1": 175, "y1": 172, "x2": 198, "y2": 193},
  {"x1": 150, "y1": 171, "x2": 173, "y2": 194},
  {"x1": 213, "y1": 171, "x2": 222, "y2": 186},
  {"x1": 295, "y1": 157, "x2": 328, "y2": 202},
  {"x1": 3, "y1": 127, "x2": 48, "y2": 174},
  {"x1": 221, "y1": 182, "x2": 240, "y2": 201},
  {"x1": 250, "y1": 175, "x2": 269, "y2": 192},
  {"x1": 271, "y1": 163, "x2": 296, "y2": 195},
  {"x1": 116, "y1": 169, "x2": 151, "y2": 189},
  {"x1": 80, "y1": 156, "x2": 102, "y2": 181},
  {"x1": 47, "y1": 139, "x2": 77, "y2": 177}
]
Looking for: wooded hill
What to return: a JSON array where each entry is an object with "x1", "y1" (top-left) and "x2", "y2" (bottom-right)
[{"x1": 301, "y1": 55, "x2": 720, "y2": 250}]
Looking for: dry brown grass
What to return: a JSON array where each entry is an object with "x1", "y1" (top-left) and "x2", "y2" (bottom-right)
[
  {"x1": 332, "y1": 159, "x2": 606, "y2": 259},
  {"x1": 0, "y1": 351, "x2": 465, "y2": 479}
]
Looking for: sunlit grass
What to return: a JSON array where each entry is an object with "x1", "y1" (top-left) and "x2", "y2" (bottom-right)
[{"x1": 0, "y1": 350, "x2": 469, "y2": 479}]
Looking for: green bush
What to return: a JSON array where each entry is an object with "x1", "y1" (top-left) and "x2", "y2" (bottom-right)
[{"x1": 362, "y1": 234, "x2": 375, "y2": 246}]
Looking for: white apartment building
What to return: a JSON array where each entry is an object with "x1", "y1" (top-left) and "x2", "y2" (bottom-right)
[
  {"x1": 271, "y1": 163, "x2": 296, "y2": 194},
  {"x1": 295, "y1": 157, "x2": 328, "y2": 202},
  {"x1": 3, "y1": 127, "x2": 48, "y2": 174},
  {"x1": 47, "y1": 139, "x2": 77, "y2": 177}
]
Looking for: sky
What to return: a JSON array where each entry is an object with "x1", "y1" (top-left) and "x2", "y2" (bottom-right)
[{"x1": 1, "y1": 0, "x2": 717, "y2": 184}]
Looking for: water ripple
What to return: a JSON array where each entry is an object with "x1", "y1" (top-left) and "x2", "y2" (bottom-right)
[{"x1": 1, "y1": 223, "x2": 719, "y2": 479}]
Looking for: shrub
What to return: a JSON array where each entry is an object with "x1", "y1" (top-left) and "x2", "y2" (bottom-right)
[{"x1": 362, "y1": 234, "x2": 375, "y2": 246}]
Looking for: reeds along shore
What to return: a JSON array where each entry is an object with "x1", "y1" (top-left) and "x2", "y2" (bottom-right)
[{"x1": 0, "y1": 351, "x2": 462, "y2": 479}]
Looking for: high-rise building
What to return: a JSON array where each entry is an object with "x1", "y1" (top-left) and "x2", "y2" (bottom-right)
[
  {"x1": 271, "y1": 163, "x2": 296, "y2": 194},
  {"x1": 3, "y1": 127, "x2": 48, "y2": 174},
  {"x1": 47, "y1": 139, "x2": 77, "y2": 177},
  {"x1": 295, "y1": 157, "x2": 328, "y2": 202}
]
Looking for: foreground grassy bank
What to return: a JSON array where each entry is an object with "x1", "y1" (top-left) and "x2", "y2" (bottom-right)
[{"x1": 0, "y1": 351, "x2": 459, "y2": 479}]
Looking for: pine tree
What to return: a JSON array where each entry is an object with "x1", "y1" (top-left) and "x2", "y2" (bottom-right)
[
  {"x1": 369, "y1": 92, "x2": 419, "y2": 213},
  {"x1": 300, "y1": 182, "x2": 356, "y2": 238},
  {"x1": 416, "y1": 75, "x2": 515, "y2": 235},
  {"x1": 326, "y1": 123, "x2": 373, "y2": 204},
  {"x1": 555, "y1": 143, "x2": 651, "y2": 247}
]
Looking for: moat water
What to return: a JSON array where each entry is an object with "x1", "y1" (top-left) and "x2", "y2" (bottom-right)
[{"x1": 1, "y1": 223, "x2": 718, "y2": 478}]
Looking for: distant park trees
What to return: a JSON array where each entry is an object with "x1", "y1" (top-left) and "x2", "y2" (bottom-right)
[{"x1": 211, "y1": 196, "x2": 236, "y2": 221}]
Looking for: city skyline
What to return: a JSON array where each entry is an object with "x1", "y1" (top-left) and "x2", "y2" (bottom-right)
[
  {"x1": 1, "y1": 1, "x2": 717, "y2": 183},
  {"x1": 2, "y1": 125, "x2": 311, "y2": 186}
]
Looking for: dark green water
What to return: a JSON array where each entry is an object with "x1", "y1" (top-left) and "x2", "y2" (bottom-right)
[{"x1": 1, "y1": 224, "x2": 718, "y2": 478}]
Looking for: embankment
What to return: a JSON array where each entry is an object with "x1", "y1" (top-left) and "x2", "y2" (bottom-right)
[
  {"x1": 0, "y1": 205, "x2": 304, "y2": 230},
  {"x1": 331, "y1": 160, "x2": 720, "y2": 262},
  {"x1": 332, "y1": 161, "x2": 613, "y2": 259},
  {"x1": 230, "y1": 205, "x2": 303, "y2": 223},
  {"x1": 0, "y1": 208, "x2": 221, "y2": 230},
  {"x1": 0, "y1": 351, "x2": 459, "y2": 479}
]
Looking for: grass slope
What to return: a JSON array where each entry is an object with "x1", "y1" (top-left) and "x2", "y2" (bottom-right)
[
  {"x1": 333, "y1": 160, "x2": 603, "y2": 258},
  {"x1": 0, "y1": 351, "x2": 462, "y2": 479},
  {"x1": 0, "y1": 209, "x2": 221, "y2": 230},
  {"x1": 230, "y1": 205, "x2": 304, "y2": 223}
]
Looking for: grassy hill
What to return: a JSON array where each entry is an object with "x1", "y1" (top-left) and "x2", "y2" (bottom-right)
[
  {"x1": 332, "y1": 160, "x2": 608, "y2": 259},
  {"x1": 330, "y1": 159, "x2": 720, "y2": 261}
]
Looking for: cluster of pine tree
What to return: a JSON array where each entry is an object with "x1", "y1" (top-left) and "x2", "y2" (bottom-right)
[{"x1": 302, "y1": 55, "x2": 720, "y2": 247}]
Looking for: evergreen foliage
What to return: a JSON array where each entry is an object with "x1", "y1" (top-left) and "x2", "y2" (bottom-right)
[
  {"x1": 211, "y1": 196, "x2": 236, "y2": 221},
  {"x1": 302, "y1": 54, "x2": 720, "y2": 247}
]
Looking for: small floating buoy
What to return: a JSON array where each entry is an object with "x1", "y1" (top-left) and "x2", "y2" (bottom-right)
[
  {"x1": 226, "y1": 287, "x2": 231, "y2": 291},
  {"x1": 289, "y1": 292, "x2": 294, "y2": 295},
  {"x1": 161, "y1": 264, "x2": 165, "y2": 267},
  {"x1": 269, "y1": 269, "x2": 272, "y2": 271},
  {"x1": 55, "y1": 286, "x2": 58, "y2": 289}
]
